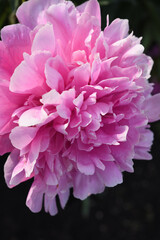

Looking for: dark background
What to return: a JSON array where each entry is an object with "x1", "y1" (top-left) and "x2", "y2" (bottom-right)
[{"x1": 0, "y1": 0, "x2": 160, "y2": 239}]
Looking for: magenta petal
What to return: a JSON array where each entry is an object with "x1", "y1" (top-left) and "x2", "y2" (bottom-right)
[{"x1": 0, "y1": 41, "x2": 13, "y2": 78}]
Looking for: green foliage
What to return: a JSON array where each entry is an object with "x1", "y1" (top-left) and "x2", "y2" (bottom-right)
[{"x1": 0, "y1": 0, "x2": 24, "y2": 27}]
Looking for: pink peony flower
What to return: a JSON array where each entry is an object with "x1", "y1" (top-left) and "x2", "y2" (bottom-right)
[{"x1": 0, "y1": 0, "x2": 160, "y2": 215}]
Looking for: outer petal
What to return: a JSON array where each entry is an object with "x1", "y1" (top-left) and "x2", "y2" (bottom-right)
[
  {"x1": 0, "y1": 134, "x2": 13, "y2": 155},
  {"x1": 143, "y1": 94, "x2": 160, "y2": 122},
  {"x1": 1, "y1": 24, "x2": 31, "y2": 68},
  {"x1": 16, "y1": 0, "x2": 64, "y2": 29},
  {"x1": 99, "y1": 162, "x2": 123, "y2": 187},
  {"x1": 44, "y1": 195, "x2": 58, "y2": 216},
  {"x1": 104, "y1": 18, "x2": 129, "y2": 44},
  {"x1": 73, "y1": 172, "x2": 104, "y2": 200},
  {"x1": 0, "y1": 81, "x2": 25, "y2": 134},
  {"x1": 0, "y1": 41, "x2": 13, "y2": 79},
  {"x1": 82, "y1": 0, "x2": 101, "y2": 25},
  {"x1": 26, "y1": 177, "x2": 45, "y2": 213},
  {"x1": 45, "y1": 2, "x2": 77, "y2": 41},
  {"x1": 4, "y1": 149, "x2": 20, "y2": 188}
]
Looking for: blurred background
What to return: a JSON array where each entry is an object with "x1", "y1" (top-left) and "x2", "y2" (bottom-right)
[{"x1": 0, "y1": 0, "x2": 160, "y2": 239}]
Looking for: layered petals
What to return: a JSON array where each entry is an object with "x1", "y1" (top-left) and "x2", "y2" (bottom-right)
[{"x1": 0, "y1": 0, "x2": 160, "y2": 216}]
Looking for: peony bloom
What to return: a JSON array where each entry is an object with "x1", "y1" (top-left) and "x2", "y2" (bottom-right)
[{"x1": 0, "y1": 0, "x2": 160, "y2": 215}]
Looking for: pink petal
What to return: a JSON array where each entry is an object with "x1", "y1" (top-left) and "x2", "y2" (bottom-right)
[
  {"x1": 44, "y1": 194, "x2": 58, "y2": 216},
  {"x1": 26, "y1": 177, "x2": 45, "y2": 213},
  {"x1": 73, "y1": 172, "x2": 104, "y2": 200},
  {"x1": 77, "y1": 150, "x2": 95, "y2": 175},
  {"x1": 19, "y1": 107, "x2": 48, "y2": 127},
  {"x1": 99, "y1": 162, "x2": 123, "y2": 187},
  {"x1": 10, "y1": 126, "x2": 38, "y2": 149},
  {"x1": 72, "y1": 63, "x2": 90, "y2": 90},
  {"x1": 0, "y1": 81, "x2": 24, "y2": 134},
  {"x1": 41, "y1": 89, "x2": 61, "y2": 105},
  {"x1": 143, "y1": 94, "x2": 160, "y2": 122},
  {"x1": 0, "y1": 41, "x2": 13, "y2": 77},
  {"x1": 31, "y1": 24, "x2": 55, "y2": 54},
  {"x1": 45, "y1": 2, "x2": 77, "y2": 45},
  {"x1": 83, "y1": 0, "x2": 101, "y2": 25},
  {"x1": 59, "y1": 189, "x2": 70, "y2": 209},
  {"x1": 45, "y1": 58, "x2": 64, "y2": 91},
  {"x1": 4, "y1": 149, "x2": 20, "y2": 188},
  {"x1": 1, "y1": 24, "x2": 31, "y2": 68},
  {"x1": 16, "y1": 0, "x2": 64, "y2": 29},
  {"x1": 0, "y1": 134, "x2": 13, "y2": 155},
  {"x1": 104, "y1": 18, "x2": 129, "y2": 44},
  {"x1": 10, "y1": 57, "x2": 45, "y2": 95}
]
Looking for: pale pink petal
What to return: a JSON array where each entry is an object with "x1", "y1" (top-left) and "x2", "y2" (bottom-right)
[
  {"x1": 143, "y1": 94, "x2": 160, "y2": 122},
  {"x1": 72, "y1": 63, "x2": 90, "y2": 90},
  {"x1": 0, "y1": 134, "x2": 13, "y2": 155},
  {"x1": 45, "y1": 2, "x2": 77, "y2": 44},
  {"x1": 41, "y1": 89, "x2": 61, "y2": 105},
  {"x1": 73, "y1": 172, "x2": 104, "y2": 200},
  {"x1": 104, "y1": 18, "x2": 129, "y2": 44},
  {"x1": 31, "y1": 24, "x2": 55, "y2": 54},
  {"x1": 4, "y1": 149, "x2": 20, "y2": 188},
  {"x1": 99, "y1": 162, "x2": 123, "y2": 187},
  {"x1": 19, "y1": 107, "x2": 48, "y2": 127},
  {"x1": 87, "y1": 0, "x2": 100, "y2": 22},
  {"x1": 45, "y1": 58, "x2": 64, "y2": 91},
  {"x1": 10, "y1": 58, "x2": 45, "y2": 95},
  {"x1": 44, "y1": 194, "x2": 58, "y2": 216},
  {"x1": 26, "y1": 177, "x2": 45, "y2": 213},
  {"x1": 10, "y1": 126, "x2": 38, "y2": 149},
  {"x1": 16, "y1": 0, "x2": 64, "y2": 29},
  {"x1": 59, "y1": 189, "x2": 70, "y2": 209},
  {"x1": 77, "y1": 151, "x2": 95, "y2": 175}
]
